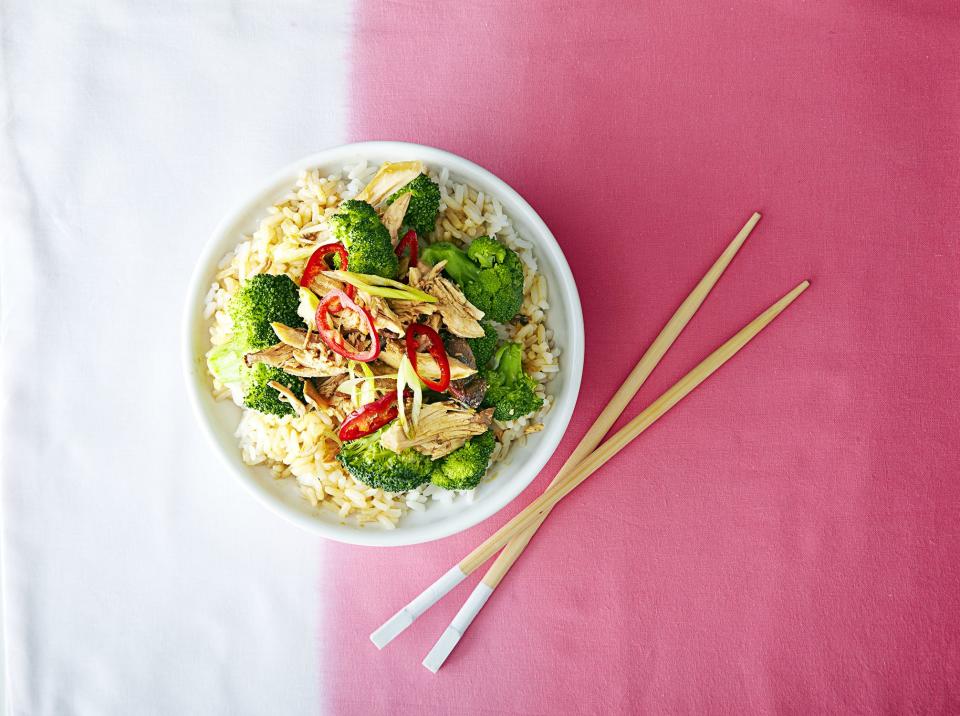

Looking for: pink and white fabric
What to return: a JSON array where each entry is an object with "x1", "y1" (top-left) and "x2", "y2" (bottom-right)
[{"x1": 2, "y1": 1, "x2": 958, "y2": 713}]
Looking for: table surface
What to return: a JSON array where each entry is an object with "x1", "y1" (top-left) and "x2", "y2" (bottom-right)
[{"x1": 2, "y1": 1, "x2": 959, "y2": 714}]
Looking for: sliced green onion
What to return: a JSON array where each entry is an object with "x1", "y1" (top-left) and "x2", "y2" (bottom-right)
[
  {"x1": 396, "y1": 356, "x2": 409, "y2": 435},
  {"x1": 298, "y1": 286, "x2": 320, "y2": 329},
  {"x1": 323, "y1": 270, "x2": 437, "y2": 303},
  {"x1": 395, "y1": 353, "x2": 423, "y2": 436},
  {"x1": 347, "y1": 361, "x2": 359, "y2": 407},
  {"x1": 358, "y1": 361, "x2": 377, "y2": 405}
]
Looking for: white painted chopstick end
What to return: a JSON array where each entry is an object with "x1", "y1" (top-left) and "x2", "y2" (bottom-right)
[
  {"x1": 370, "y1": 566, "x2": 468, "y2": 649},
  {"x1": 423, "y1": 626, "x2": 463, "y2": 673},
  {"x1": 370, "y1": 611, "x2": 414, "y2": 649},
  {"x1": 421, "y1": 582, "x2": 494, "y2": 672}
]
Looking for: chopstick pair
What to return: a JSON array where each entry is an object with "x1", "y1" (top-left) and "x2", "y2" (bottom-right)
[{"x1": 370, "y1": 212, "x2": 810, "y2": 672}]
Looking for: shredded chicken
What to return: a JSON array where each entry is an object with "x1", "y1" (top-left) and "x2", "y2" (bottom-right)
[
  {"x1": 316, "y1": 374, "x2": 348, "y2": 399},
  {"x1": 392, "y1": 265, "x2": 485, "y2": 338},
  {"x1": 380, "y1": 191, "x2": 411, "y2": 242},
  {"x1": 302, "y1": 379, "x2": 325, "y2": 411},
  {"x1": 428, "y1": 276, "x2": 485, "y2": 337},
  {"x1": 244, "y1": 343, "x2": 338, "y2": 378},
  {"x1": 379, "y1": 339, "x2": 477, "y2": 380},
  {"x1": 358, "y1": 293, "x2": 404, "y2": 335},
  {"x1": 380, "y1": 402, "x2": 494, "y2": 459},
  {"x1": 265, "y1": 324, "x2": 350, "y2": 377},
  {"x1": 303, "y1": 375, "x2": 351, "y2": 411},
  {"x1": 390, "y1": 300, "x2": 434, "y2": 327},
  {"x1": 268, "y1": 380, "x2": 307, "y2": 417}
]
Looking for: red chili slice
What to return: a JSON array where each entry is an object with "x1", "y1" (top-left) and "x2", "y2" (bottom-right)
[
  {"x1": 300, "y1": 243, "x2": 355, "y2": 299},
  {"x1": 405, "y1": 323, "x2": 451, "y2": 392},
  {"x1": 316, "y1": 289, "x2": 380, "y2": 362},
  {"x1": 395, "y1": 229, "x2": 418, "y2": 267},
  {"x1": 338, "y1": 390, "x2": 399, "y2": 441}
]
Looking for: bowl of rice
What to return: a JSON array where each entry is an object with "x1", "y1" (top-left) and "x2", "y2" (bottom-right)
[{"x1": 182, "y1": 142, "x2": 584, "y2": 546}]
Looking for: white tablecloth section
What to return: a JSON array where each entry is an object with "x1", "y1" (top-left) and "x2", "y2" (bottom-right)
[{"x1": 0, "y1": 2, "x2": 352, "y2": 712}]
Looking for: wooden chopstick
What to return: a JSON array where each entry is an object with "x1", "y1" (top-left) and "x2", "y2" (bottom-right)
[
  {"x1": 371, "y1": 214, "x2": 764, "y2": 651},
  {"x1": 416, "y1": 279, "x2": 808, "y2": 670},
  {"x1": 409, "y1": 280, "x2": 809, "y2": 665},
  {"x1": 457, "y1": 279, "x2": 809, "y2": 574},
  {"x1": 420, "y1": 213, "x2": 762, "y2": 670}
]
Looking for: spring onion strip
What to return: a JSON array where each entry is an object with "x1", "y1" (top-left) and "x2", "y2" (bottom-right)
[
  {"x1": 358, "y1": 361, "x2": 377, "y2": 404},
  {"x1": 347, "y1": 361, "x2": 359, "y2": 407},
  {"x1": 298, "y1": 287, "x2": 320, "y2": 330},
  {"x1": 323, "y1": 270, "x2": 437, "y2": 303},
  {"x1": 395, "y1": 354, "x2": 424, "y2": 436}
]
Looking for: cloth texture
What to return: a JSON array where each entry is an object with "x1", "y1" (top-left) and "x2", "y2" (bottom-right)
[
  {"x1": 2, "y1": 1, "x2": 959, "y2": 714},
  {"x1": 0, "y1": 2, "x2": 351, "y2": 713}
]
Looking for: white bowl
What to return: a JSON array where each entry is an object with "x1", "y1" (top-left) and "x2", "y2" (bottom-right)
[{"x1": 182, "y1": 142, "x2": 584, "y2": 546}]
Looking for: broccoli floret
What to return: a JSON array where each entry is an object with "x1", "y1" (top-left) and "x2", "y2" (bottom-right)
[
  {"x1": 431, "y1": 431, "x2": 496, "y2": 491},
  {"x1": 468, "y1": 319, "x2": 499, "y2": 369},
  {"x1": 481, "y1": 343, "x2": 544, "y2": 421},
  {"x1": 386, "y1": 173, "x2": 441, "y2": 237},
  {"x1": 329, "y1": 199, "x2": 398, "y2": 279},
  {"x1": 242, "y1": 362, "x2": 305, "y2": 417},
  {"x1": 229, "y1": 273, "x2": 304, "y2": 352},
  {"x1": 420, "y1": 236, "x2": 524, "y2": 322},
  {"x1": 336, "y1": 424, "x2": 434, "y2": 492}
]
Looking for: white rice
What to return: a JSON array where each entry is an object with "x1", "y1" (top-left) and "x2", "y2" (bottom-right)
[{"x1": 205, "y1": 160, "x2": 558, "y2": 527}]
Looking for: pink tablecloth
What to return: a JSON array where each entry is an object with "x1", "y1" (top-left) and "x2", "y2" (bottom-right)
[{"x1": 326, "y1": 2, "x2": 960, "y2": 713}]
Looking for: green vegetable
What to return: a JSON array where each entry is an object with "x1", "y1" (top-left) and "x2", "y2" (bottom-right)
[
  {"x1": 329, "y1": 199, "x2": 398, "y2": 279},
  {"x1": 420, "y1": 236, "x2": 524, "y2": 322},
  {"x1": 336, "y1": 424, "x2": 434, "y2": 492},
  {"x1": 467, "y1": 319, "x2": 499, "y2": 369},
  {"x1": 242, "y1": 362, "x2": 305, "y2": 417},
  {"x1": 385, "y1": 173, "x2": 441, "y2": 237},
  {"x1": 481, "y1": 342, "x2": 543, "y2": 421},
  {"x1": 206, "y1": 342, "x2": 244, "y2": 384},
  {"x1": 229, "y1": 273, "x2": 305, "y2": 352},
  {"x1": 324, "y1": 270, "x2": 437, "y2": 303},
  {"x1": 431, "y1": 430, "x2": 495, "y2": 490},
  {"x1": 395, "y1": 353, "x2": 424, "y2": 434}
]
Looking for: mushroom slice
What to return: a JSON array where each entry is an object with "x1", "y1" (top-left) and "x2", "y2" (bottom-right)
[
  {"x1": 380, "y1": 191, "x2": 412, "y2": 242},
  {"x1": 444, "y1": 337, "x2": 489, "y2": 409},
  {"x1": 355, "y1": 161, "x2": 423, "y2": 206},
  {"x1": 268, "y1": 380, "x2": 306, "y2": 417}
]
